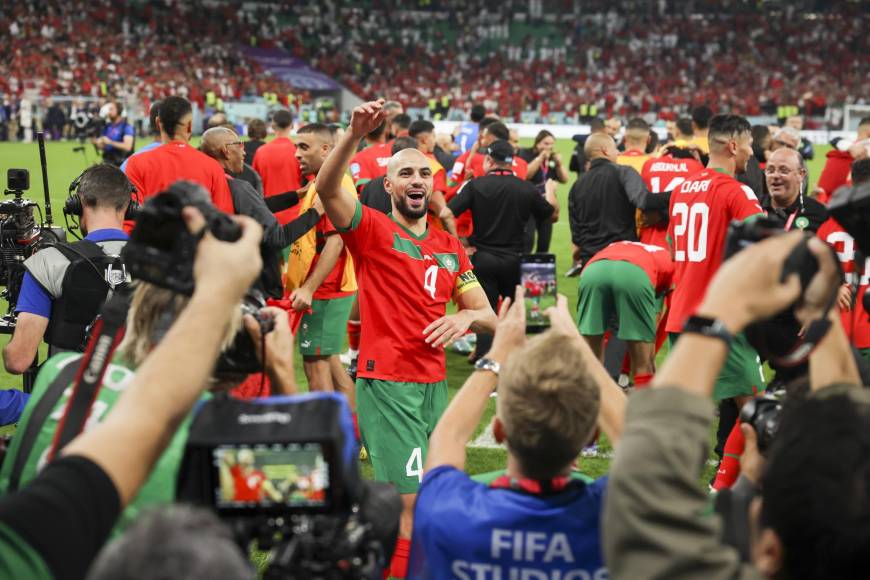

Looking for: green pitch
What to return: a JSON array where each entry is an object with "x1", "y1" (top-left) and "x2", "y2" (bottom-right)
[{"x1": 0, "y1": 138, "x2": 832, "y2": 481}]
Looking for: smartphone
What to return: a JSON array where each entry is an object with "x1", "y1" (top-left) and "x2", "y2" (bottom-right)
[{"x1": 521, "y1": 253, "x2": 557, "y2": 333}]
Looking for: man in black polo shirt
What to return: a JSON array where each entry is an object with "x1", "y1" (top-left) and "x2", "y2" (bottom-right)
[
  {"x1": 441, "y1": 140, "x2": 555, "y2": 358},
  {"x1": 762, "y1": 148, "x2": 827, "y2": 233},
  {"x1": 568, "y1": 133, "x2": 650, "y2": 266}
]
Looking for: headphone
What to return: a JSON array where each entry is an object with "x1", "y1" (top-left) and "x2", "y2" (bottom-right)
[{"x1": 65, "y1": 166, "x2": 140, "y2": 221}]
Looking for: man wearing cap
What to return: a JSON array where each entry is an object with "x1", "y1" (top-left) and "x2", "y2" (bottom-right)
[{"x1": 441, "y1": 140, "x2": 555, "y2": 359}]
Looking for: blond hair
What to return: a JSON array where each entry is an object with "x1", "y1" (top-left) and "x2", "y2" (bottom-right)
[
  {"x1": 118, "y1": 282, "x2": 241, "y2": 367},
  {"x1": 497, "y1": 332, "x2": 600, "y2": 479}
]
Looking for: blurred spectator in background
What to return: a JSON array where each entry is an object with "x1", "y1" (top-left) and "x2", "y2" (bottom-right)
[
  {"x1": 43, "y1": 99, "x2": 65, "y2": 141},
  {"x1": 244, "y1": 118, "x2": 268, "y2": 161},
  {"x1": 785, "y1": 115, "x2": 814, "y2": 160},
  {"x1": 252, "y1": 109, "x2": 303, "y2": 224}
]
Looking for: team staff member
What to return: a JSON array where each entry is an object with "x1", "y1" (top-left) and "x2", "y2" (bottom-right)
[
  {"x1": 442, "y1": 140, "x2": 554, "y2": 358},
  {"x1": 124, "y1": 96, "x2": 234, "y2": 215},
  {"x1": 568, "y1": 133, "x2": 650, "y2": 266},
  {"x1": 519, "y1": 130, "x2": 568, "y2": 253},
  {"x1": 252, "y1": 109, "x2": 303, "y2": 224},
  {"x1": 201, "y1": 127, "x2": 323, "y2": 299},
  {"x1": 577, "y1": 241, "x2": 674, "y2": 388},
  {"x1": 4, "y1": 165, "x2": 131, "y2": 374},
  {"x1": 763, "y1": 148, "x2": 827, "y2": 232},
  {"x1": 92, "y1": 102, "x2": 134, "y2": 167},
  {"x1": 286, "y1": 124, "x2": 357, "y2": 397},
  {"x1": 316, "y1": 99, "x2": 496, "y2": 579}
]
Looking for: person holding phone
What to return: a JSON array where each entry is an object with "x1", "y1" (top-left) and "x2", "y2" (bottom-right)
[{"x1": 441, "y1": 140, "x2": 556, "y2": 358}]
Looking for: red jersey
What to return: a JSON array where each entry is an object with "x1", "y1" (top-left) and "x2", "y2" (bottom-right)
[
  {"x1": 817, "y1": 217, "x2": 870, "y2": 348},
  {"x1": 124, "y1": 141, "x2": 234, "y2": 214},
  {"x1": 587, "y1": 241, "x2": 675, "y2": 295},
  {"x1": 640, "y1": 155, "x2": 705, "y2": 249},
  {"x1": 310, "y1": 213, "x2": 354, "y2": 300},
  {"x1": 340, "y1": 202, "x2": 480, "y2": 382},
  {"x1": 252, "y1": 137, "x2": 303, "y2": 224},
  {"x1": 230, "y1": 465, "x2": 267, "y2": 502},
  {"x1": 815, "y1": 150, "x2": 853, "y2": 205},
  {"x1": 448, "y1": 151, "x2": 527, "y2": 237},
  {"x1": 666, "y1": 169, "x2": 764, "y2": 332},
  {"x1": 349, "y1": 142, "x2": 391, "y2": 190}
]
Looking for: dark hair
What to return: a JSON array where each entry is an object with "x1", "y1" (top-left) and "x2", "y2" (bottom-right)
[
  {"x1": 761, "y1": 393, "x2": 870, "y2": 580},
  {"x1": 534, "y1": 130, "x2": 555, "y2": 149},
  {"x1": 79, "y1": 164, "x2": 132, "y2": 212},
  {"x1": 272, "y1": 109, "x2": 294, "y2": 130},
  {"x1": 88, "y1": 505, "x2": 252, "y2": 580},
  {"x1": 667, "y1": 146, "x2": 698, "y2": 160},
  {"x1": 297, "y1": 122, "x2": 335, "y2": 141},
  {"x1": 852, "y1": 159, "x2": 870, "y2": 185},
  {"x1": 158, "y1": 96, "x2": 192, "y2": 139},
  {"x1": 367, "y1": 121, "x2": 387, "y2": 140},
  {"x1": 470, "y1": 104, "x2": 486, "y2": 123},
  {"x1": 627, "y1": 117, "x2": 649, "y2": 131},
  {"x1": 647, "y1": 129, "x2": 659, "y2": 154},
  {"x1": 708, "y1": 114, "x2": 751, "y2": 142},
  {"x1": 391, "y1": 136, "x2": 419, "y2": 155},
  {"x1": 485, "y1": 122, "x2": 510, "y2": 141},
  {"x1": 691, "y1": 105, "x2": 714, "y2": 129},
  {"x1": 675, "y1": 117, "x2": 694, "y2": 137},
  {"x1": 408, "y1": 120, "x2": 435, "y2": 138},
  {"x1": 479, "y1": 116, "x2": 500, "y2": 131},
  {"x1": 148, "y1": 100, "x2": 161, "y2": 137},
  {"x1": 751, "y1": 124, "x2": 771, "y2": 143},
  {"x1": 247, "y1": 118, "x2": 267, "y2": 140},
  {"x1": 391, "y1": 113, "x2": 411, "y2": 130},
  {"x1": 589, "y1": 117, "x2": 605, "y2": 132},
  {"x1": 858, "y1": 117, "x2": 870, "y2": 128}
]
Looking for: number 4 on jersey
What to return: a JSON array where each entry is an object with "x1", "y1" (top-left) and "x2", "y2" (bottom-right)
[{"x1": 423, "y1": 264, "x2": 438, "y2": 299}]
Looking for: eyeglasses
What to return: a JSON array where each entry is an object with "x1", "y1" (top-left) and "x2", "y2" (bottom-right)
[
  {"x1": 225, "y1": 141, "x2": 243, "y2": 148},
  {"x1": 764, "y1": 166, "x2": 797, "y2": 176}
]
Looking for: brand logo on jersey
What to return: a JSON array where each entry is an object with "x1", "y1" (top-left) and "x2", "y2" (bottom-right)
[{"x1": 678, "y1": 179, "x2": 711, "y2": 193}]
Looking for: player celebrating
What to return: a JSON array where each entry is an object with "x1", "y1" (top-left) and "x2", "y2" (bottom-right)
[
  {"x1": 315, "y1": 99, "x2": 496, "y2": 578},
  {"x1": 640, "y1": 146, "x2": 704, "y2": 249},
  {"x1": 667, "y1": 114, "x2": 765, "y2": 490}
]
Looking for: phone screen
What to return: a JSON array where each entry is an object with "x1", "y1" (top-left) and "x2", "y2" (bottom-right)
[{"x1": 521, "y1": 254, "x2": 557, "y2": 332}]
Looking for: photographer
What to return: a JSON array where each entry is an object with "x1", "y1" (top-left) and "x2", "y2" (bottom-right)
[
  {"x1": 0, "y1": 207, "x2": 263, "y2": 580},
  {"x1": 3, "y1": 164, "x2": 131, "y2": 374},
  {"x1": 409, "y1": 288, "x2": 625, "y2": 579},
  {"x1": 92, "y1": 102, "x2": 134, "y2": 167},
  {"x1": 201, "y1": 126, "x2": 323, "y2": 298},
  {"x1": 604, "y1": 231, "x2": 870, "y2": 579},
  {"x1": 519, "y1": 130, "x2": 567, "y2": 253}
]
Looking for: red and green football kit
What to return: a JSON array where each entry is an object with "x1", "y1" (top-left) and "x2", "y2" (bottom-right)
[
  {"x1": 349, "y1": 142, "x2": 391, "y2": 190},
  {"x1": 667, "y1": 168, "x2": 766, "y2": 401},
  {"x1": 640, "y1": 155, "x2": 705, "y2": 249},
  {"x1": 586, "y1": 241, "x2": 675, "y2": 295},
  {"x1": 252, "y1": 137, "x2": 303, "y2": 224},
  {"x1": 817, "y1": 217, "x2": 870, "y2": 352},
  {"x1": 338, "y1": 201, "x2": 481, "y2": 494}
]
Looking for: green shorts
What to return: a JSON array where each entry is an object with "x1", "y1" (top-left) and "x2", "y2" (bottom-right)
[
  {"x1": 299, "y1": 295, "x2": 354, "y2": 357},
  {"x1": 356, "y1": 378, "x2": 449, "y2": 494},
  {"x1": 860, "y1": 348, "x2": 870, "y2": 365},
  {"x1": 576, "y1": 260, "x2": 658, "y2": 342},
  {"x1": 669, "y1": 332, "x2": 766, "y2": 401}
]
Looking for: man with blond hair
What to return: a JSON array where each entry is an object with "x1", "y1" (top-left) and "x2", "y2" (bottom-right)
[{"x1": 408, "y1": 288, "x2": 625, "y2": 579}]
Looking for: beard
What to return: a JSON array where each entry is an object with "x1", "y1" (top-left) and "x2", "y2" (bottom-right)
[{"x1": 394, "y1": 194, "x2": 430, "y2": 220}]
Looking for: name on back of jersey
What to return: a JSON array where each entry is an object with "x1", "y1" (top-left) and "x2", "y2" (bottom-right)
[{"x1": 677, "y1": 179, "x2": 711, "y2": 194}]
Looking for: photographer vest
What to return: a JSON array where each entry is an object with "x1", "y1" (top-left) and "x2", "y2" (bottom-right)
[{"x1": 24, "y1": 238, "x2": 129, "y2": 353}]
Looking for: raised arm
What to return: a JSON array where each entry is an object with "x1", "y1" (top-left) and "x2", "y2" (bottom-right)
[
  {"x1": 63, "y1": 209, "x2": 263, "y2": 507},
  {"x1": 316, "y1": 100, "x2": 387, "y2": 229}
]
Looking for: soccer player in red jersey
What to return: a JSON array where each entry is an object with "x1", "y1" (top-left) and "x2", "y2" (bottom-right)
[
  {"x1": 222, "y1": 449, "x2": 282, "y2": 503},
  {"x1": 640, "y1": 147, "x2": 704, "y2": 249},
  {"x1": 667, "y1": 114, "x2": 765, "y2": 491},
  {"x1": 813, "y1": 117, "x2": 869, "y2": 204},
  {"x1": 577, "y1": 241, "x2": 674, "y2": 388},
  {"x1": 124, "y1": 96, "x2": 233, "y2": 215},
  {"x1": 349, "y1": 122, "x2": 391, "y2": 192},
  {"x1": 252, "y1": 109, "x2": 303, "y2": 225},
  {"x1": 616, "y1": 118, "x2": 652, "y2": 174},
  {"x1": 316, "y1": 99, "x2": 496, "y2": 579},
  {"x1": 408, "y1": 120, "x2": 452, "y2": 230}
]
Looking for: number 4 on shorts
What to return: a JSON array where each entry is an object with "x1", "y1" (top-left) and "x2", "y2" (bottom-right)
[{"x1": 406, "y1": 447, "x2": 423, "y2": 482}]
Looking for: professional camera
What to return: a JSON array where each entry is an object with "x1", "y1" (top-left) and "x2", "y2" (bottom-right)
[
  {"x1": 122, "y1": 181, "x2": 241, "y2": 296},
  {"x1": 216, "y1": 290, "x2": 276, "y2": 376},
  {"x1": 177, "y1": 393, "x2": 400, "y2": 579},
  {"x1": 739, "y1": 393, "x2": 783, "y2": 455},
  {"x1": 71, "y1": 110, "x2": 105, "y2": 141}
]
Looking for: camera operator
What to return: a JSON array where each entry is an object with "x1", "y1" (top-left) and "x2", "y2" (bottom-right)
[
  {"x1": 92, "y1": 102, "x2": 134, "y2": 167},
  {"x1": 0, "y1": 208, "x2": 263, "y2": 580},
  {"x1": 3, "y1": 164, "x2": 131, "y2": 374},
  {"x1": 201, "y1": 126, "x2": 323, "y2": 299},
  {"x1": 519, "y1": 130, "x2": 567, "y2": 253},
  {"x1": 604, "y1": 231, "x2": 870, "y2": 580},
  {"x1": 409, "y1": 288, "x2": 625, "y2": 579}
]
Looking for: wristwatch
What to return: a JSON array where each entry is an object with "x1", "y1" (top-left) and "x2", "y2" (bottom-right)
[
  {"x1": 682, "y1": 315, "x2": 733, "y2": 346},
  {"x1": 474, "y1": 358, "x2": 501, "y2": 376}
]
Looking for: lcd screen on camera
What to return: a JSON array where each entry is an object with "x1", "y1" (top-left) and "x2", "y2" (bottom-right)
[{"x1": 213, "y1": 443, "x2": 330, "y2": 509}]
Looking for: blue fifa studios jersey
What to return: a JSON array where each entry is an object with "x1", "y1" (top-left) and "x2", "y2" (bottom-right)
[
  {"x1": 454, "y1": 122, "x2": 479, "y2": 155},
  {"x1": 103, "y1": 120, "x2": 134, "y2": 153},
  {"x1": 408, "y1": 466, "x2": 608, "y2": 580}
]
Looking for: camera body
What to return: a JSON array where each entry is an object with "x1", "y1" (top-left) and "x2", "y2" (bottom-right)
[
  {"x1": 739, "y1": 394, "x2": 783, "y2": 455},
  {"x1": 122, "y1": 181, "x2": 241, "y2": 296},
  {"x1": 177, "y1": 393, "x2": 399, "y2": 579}
]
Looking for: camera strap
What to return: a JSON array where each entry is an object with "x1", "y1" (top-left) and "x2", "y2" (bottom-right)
[{"x1": 46, "y1": 290, "x2": 130, "y2": 461}]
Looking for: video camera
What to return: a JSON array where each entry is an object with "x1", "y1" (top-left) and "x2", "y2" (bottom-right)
[
  {"x1": 177, "y1": 393, "x2": 400, "y2": 579},
  {"x1": 71, "y1": 110, "x2": 105, "y2": 141}
]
